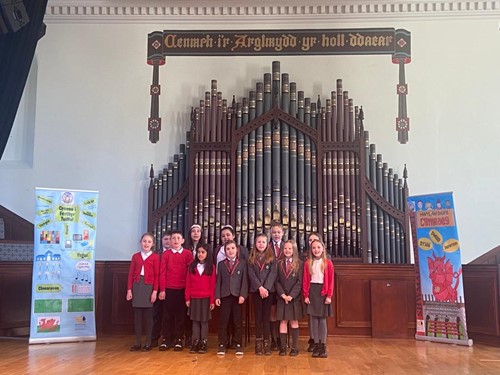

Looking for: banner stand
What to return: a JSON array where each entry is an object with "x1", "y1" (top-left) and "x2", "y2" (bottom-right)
[
  {"x1": 408, "y1": 192, "x2": 472, "y2": 347},
  {"x1": 29, "y1": 188, "x2": 99, "y2": 344}
]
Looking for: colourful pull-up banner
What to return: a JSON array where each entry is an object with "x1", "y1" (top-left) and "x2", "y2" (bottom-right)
[
  {"x1": 407, "y1": 192, "x2": 472, "y2": 346},
  {"x1": 29, "y1": 188, "x2": 99, "y2": 344}
]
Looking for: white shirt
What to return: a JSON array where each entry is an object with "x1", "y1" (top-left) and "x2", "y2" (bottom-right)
[
  {"x1": 197, "y1": 263, "x2": 206, "y2": 276},
  {"x1": 311, "y1": 258, "x2": 324, "y2": 283},
  {"x1": 140, "y1": 251, "x2": 152, "y2": 276},
  {"x1": 216, "y1": 245, "x2": 227, "y2": 265}
]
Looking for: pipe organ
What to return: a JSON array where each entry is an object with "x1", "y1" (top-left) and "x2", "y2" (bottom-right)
[{"x1": 148, "y1": 61, "x2": 410, "y2": 263}]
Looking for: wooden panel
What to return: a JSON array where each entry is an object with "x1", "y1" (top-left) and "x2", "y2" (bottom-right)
[
  {"x1": 0, "y1": 261, "x2": 32, "y2": 336},
  {"x1": 0, "y1": 205, "x2": 34, "y2": 241},
  {"x1": 462, "y1": 264, "x2": 500, "y2": 346},
  {"x1": 0, "y1": 261, "x2": 498, "y2": 346},
  {"x1": 334, "y1": 272, "x2": 371, "y2": 336},
  {"x1": 333, "y1": 264, "x2": 416, "y2": 338},
  {"x1": 371, "y1": 279, "x2": 408, "y2": 338},
  {"x1": 100, "y1": 261, "x2": 134, "y2": 334}
]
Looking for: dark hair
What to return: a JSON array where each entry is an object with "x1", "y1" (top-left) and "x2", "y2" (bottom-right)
[
  {"x1": 170, "y1": 230, "x2": 183, "y2": 238},
  {"x1": 161, "y1": 230, "x2": 172, "y2": 239},
  {"x1": 221, "y1": 225, "x2": 235, "y2": 236},
  {"x1": 189, "y1": 244, "x2": 214, "y2": 275}
]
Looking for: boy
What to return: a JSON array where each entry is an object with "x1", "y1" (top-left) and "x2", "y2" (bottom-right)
[
  {"x1": 215, "y1": 240, "x2": 248, "y2": 356},
  {"x1": 152, "y1": 231, "x2": 171, "y2": 348},
  {"x1": 158, "y1": 230, "x2": 193, "y2": 351},
  {"x1": 269, "y1": 221, "x2": 284, "y2": 350}
]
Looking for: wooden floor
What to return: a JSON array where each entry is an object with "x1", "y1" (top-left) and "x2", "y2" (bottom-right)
[{"x1": 1, "y1": 335, "x2": 499, "y2": 375}]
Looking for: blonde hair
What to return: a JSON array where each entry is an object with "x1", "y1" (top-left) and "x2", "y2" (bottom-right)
[
  {"x1": 249, "y1": 233, "x2": 274, "y2": 264},
  {"x1": 307, "y1": 239, "x2": 327, "y2": 274},
  {"x1": 282, "y1": 239, "x2": 300, "y2": 273}
]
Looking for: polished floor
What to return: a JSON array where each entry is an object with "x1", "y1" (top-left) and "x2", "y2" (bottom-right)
[{"x1": 1, "y1": 335, "x2": 499, "y2": 375}]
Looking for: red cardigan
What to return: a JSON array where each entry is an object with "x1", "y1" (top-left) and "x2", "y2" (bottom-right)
[
  {"x1": 184, "y1": 265, "x2": 216, "y2": 304},
  {"x1": 127, "y1": 251, "x2": 160, "y2": 291},
  {"x1": 302, "y1": 259, "x2": 334, "y2": 299}
]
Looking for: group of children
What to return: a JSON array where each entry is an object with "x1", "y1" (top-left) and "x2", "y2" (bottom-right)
[{"x1": 126, "y1": 222, "x2": 334, "y2": 358}]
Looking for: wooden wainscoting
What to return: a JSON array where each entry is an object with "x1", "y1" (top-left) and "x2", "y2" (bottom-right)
[
  {"x1": 462, "y1": 264, "x2": 500, "y2": 346},
  {"x1": 0, "y1": 261, "x2": 32, "y2": 336},
  {"x1": 332, "y1": 264, "x2": 416, "y2": 338},
  {"x1": 1, "y1": 262, "x2": 499, "y2": 346}
]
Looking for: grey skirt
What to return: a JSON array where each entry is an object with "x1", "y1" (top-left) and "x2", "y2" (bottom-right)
[
  {"x1": 276, "y1": 295, "x2": 305, "y2": 321},
  {"x1": 307, "y1": 283, "x2": 333, "y2": 317},
  {"x1": 188, "y1": 297, "x2": 212, "y2": 322},
  {"x1": 132, "y1": 276, "x2": 154, "y2": 308}
]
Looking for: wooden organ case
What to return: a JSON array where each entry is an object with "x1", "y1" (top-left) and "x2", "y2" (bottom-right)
[{"x1": 147, "y1": 61, "x2": 410, "y2": 264}]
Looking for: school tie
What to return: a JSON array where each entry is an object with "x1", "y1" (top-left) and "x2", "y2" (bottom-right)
[
  {"x1": 274, "y1": 243, "x2": 280, "y2": 258},
  {"x1": 286, "y1": 259, "x2": 291, "y2": 273}
]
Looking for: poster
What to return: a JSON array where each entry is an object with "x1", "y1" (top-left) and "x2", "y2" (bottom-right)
[
  {"x1": 407, "y1": 192, "x2": 472, "y2": 346},
  {"x1": 29, "y1": 188, "x2": 99, "y2": 344}
]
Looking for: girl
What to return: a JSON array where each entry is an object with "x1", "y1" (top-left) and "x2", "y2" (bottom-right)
[
  {"x1": 214, "y1": 225, "x2": 249, "y2": 265},
  {"x1": 275, "y1": 240, "x2": 304, "y2": 356},
  {"x1": 185, "y1": 224, "x2": 206, "y2": 259},
  {"x1": 126, "y1": 232, "x2": 159, "y2": 352},
  {"x1": 183, "y1": 223, "x2": 209, "y2": 348},
  {"x1": 303, "y1": 239, "x2": 334, "y2": 358},
  {"x1": 215, "y1": 240, "x2": 248, "y2": 356},
  {"x1": 185, "y1": 244, "x2": 216, "y2": 354},
  {"x1": 248, "y1": 233, "x2": 277, "y2": 355},
  {"x1": 304, "y1": 232, "x2": 322, "y2": 352}
]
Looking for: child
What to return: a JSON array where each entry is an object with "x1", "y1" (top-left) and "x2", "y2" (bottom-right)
[
  {"x1": 183, "y1": 223, "x2": 209, "y2": 348},
  {"x1": 185, "y1": 224, "x2": 205, "y2": 259},
  {"x1": 151, "y1": 230, "x2": 171, "y2": 348},
  {"x1": 303, "y1": 239, "x2": 334, "y2": 358},
  {"x1": 185, "y1": 244, "x2": 216, "y2": 354},
  {"x1": 126, "y1": 232, "x2": 159, "y2": 352},
  {"x1": 247, "y1": 233, "x2": 277, "y2": 355},
  {"x1": 270, "y1": 221, "x2": 285, "y2": 259},
  {"x1": 158, "y1": 230, "x2": 193, "y2": 351},
  {"x1": 215, "y1": 240, "x2": 248, "y2": 356},
  {"x1": 214, "y1": 224, "x2": 249, "y2": 265},
  {"x1": 304, "y1": 232, "x2": 322, "y2": 351},
  {"x1": 269, "y1": 221, "x2": 284, "y2": 350},
  {"x1": 213, "y1": 224, "x2": 249, "y2": 349},
  {"x1": 276, "y1": 240, "x2": 304, "y2": 356}
]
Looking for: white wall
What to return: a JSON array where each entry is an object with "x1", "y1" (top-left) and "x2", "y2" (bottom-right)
[{"x1": 1, "y1": 14, "x2": 499, "y2": 262}]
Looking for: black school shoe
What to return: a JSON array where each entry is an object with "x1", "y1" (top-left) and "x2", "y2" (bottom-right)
[
  {"x1": 234, "y1": 344, "x2": 244, "y2": 355},
  {"x1": 129, "y1": 344, "x2": 141, "y2": 352},
  {"x1": 159, "y1": 339, "x2": 171, "y2": 351},
  {"x1": 142, "y1": 345, "x2": 152, "y2": 352},
  {"x1": 217, "y1": 344, "x2": 226, "y2": 355},
  {"x1": 174, "y1": 338, "x2": 184, "y2": 351}
]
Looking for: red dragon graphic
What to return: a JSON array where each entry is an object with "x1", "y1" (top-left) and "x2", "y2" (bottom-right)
[{"x1": 427, "y1": 252, "x2": 462, "y2": 303}]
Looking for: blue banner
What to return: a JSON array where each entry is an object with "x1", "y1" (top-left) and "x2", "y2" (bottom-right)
[
  {"x1": 407, "y1": 192, "x2": 472, "y2": 346},
  {"x1": 29, "y1": 188, "x2": 99, "y2": 344}
]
